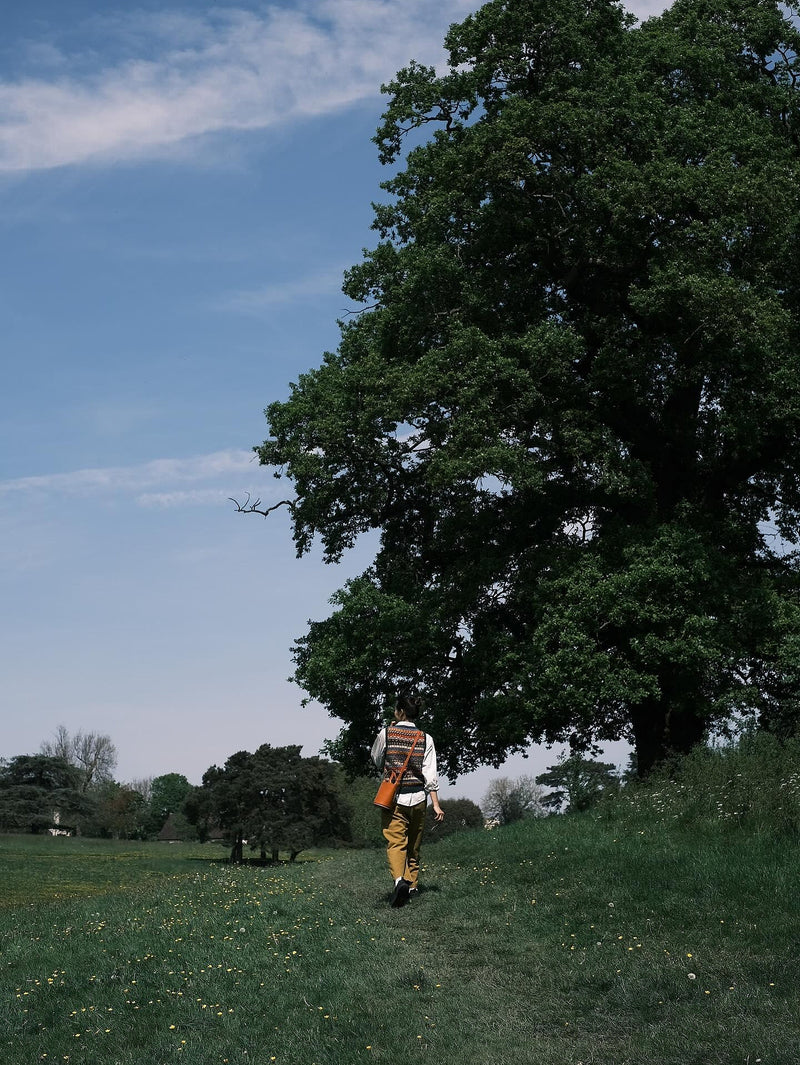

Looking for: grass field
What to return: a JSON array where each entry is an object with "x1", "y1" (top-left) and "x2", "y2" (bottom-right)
[{"x1": 2, "y1": 814, "x2": 798, "y2": 1065}]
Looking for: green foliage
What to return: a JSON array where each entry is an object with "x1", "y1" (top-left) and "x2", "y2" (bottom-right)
[
  {"x1": 253, "y1": 0, "x2": 800, "y2": 779},
  {"x1": 602, "y1": 729, "x2": 800, "y2": 835},
  {"x1": 144, "y1": 772, "x2": 192, "y2": 836},
  {"x1": 536, "y1": 753, "x2": 619, "y2": 812},
  {"x1": 0, "y1": 755, "x2": 93, "y2": 834},
  {"x1": 79, "y1": 781, "x2": 148, "y2": 840},
  {"x1": 424, "y1": 796, "x2": 484, "y2": 842},
  {"x1": 187, "y1": 745, "x2": 351, "y2": 861},
  {"x1": 335, "y1": 771, "x2": 385, "y2": 848}
]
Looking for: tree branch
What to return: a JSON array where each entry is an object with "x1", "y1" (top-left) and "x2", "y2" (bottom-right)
[{"x1": 229, "y1": 493, "x2": 296, "y2": 518}]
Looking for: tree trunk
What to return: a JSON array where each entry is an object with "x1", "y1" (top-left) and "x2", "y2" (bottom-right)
[
  {"x1": 229, "y1": 831, "x2": 243, "y2": 864},
  {"x1": 630, "y1": 695, "x2": 707, "y2": 777}
]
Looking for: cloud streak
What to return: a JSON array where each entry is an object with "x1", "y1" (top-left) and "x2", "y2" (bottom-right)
[
  {"x1": 220, "y1": 266, "x2": 349, "y2": 312},
  {"x1": 0, "y1": 0, "x2": 672, "y2": 174},
  {"x1": 0, "y1": 449, "x2": 267, "y2": 503},
  {"x1": 0, "y1": 0, "x2": 477, "y2": 173},
  {"x1": 137, "y1": 488, "x2": 240, "y2": 508}
]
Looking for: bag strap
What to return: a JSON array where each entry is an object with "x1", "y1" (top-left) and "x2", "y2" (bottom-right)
[{"x1": 390, "y1": 729, "x2": 423, "y2": 782}]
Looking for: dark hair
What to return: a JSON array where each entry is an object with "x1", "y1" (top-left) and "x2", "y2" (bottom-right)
[{"x1": 396, "y1": 691, "x2": 424, "y2": 717}]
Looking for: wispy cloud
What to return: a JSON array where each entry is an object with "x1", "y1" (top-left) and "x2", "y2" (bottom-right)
[
  {"x1": 0, "y1": 449, "x2": 266, "y2": 503},
  {"x1": 137, "y1": 488, "x2": 238, "y2": 508},
  {"x1": 0, "y1": 0, "x2": 477, "y2": 173},
  {"x1": 220, "y1": 266, "x2": 348, "y2": 312}
]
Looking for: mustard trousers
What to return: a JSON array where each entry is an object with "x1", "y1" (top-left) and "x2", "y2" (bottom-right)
[{"x1": 381, "y1": 800, "x2": 427, "y2": 887}]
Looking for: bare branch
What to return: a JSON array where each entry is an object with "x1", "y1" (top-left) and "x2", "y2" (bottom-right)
[
  {"x1": 41, "y1": 724, "x2": 71, "y2": 761},
  {"x1": 230, "y1": 492, "x2": 296, "y2": 518},
  {"x1": 340, "y1": 302, "x2": 380, "y2": 318},
  {"x1": 42, "y1": 726, "x2": 116, "y2": 791}
]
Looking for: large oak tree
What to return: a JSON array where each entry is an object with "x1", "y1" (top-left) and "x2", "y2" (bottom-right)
[{"x1": 253, "y1": 0, "x2": 800, "y2": 777}]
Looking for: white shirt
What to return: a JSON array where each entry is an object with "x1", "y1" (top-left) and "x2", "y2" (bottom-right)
[{"x1": 370, "y1": 720, "x2": 440, "y2": 807}]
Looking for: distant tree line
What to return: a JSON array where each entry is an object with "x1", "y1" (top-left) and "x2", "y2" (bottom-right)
[
  {"x1": 0, "y1": 726, "x2": 631, "y2": 850},
  {"x1": 480, "y1": 755, "x2": 623, "y2": 825},
  {"x1": 0, "y1": 728, "x2": 198, "y2": 841}
]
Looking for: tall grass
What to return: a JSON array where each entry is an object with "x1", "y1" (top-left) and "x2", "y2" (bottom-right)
[
  {"x1": 2, "y1": 744, "x2": 799, "y2": 1065},
  {"x1": 601, "y1": 731, "x2": 800, "y2": 835}
]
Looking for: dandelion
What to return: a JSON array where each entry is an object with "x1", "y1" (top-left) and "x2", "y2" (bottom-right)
[{"x1": 688, "y1": 973, "x2": 697, "y2": 980}]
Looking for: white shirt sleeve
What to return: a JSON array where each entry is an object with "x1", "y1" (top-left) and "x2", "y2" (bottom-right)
[
  {"x1": 422, "y1": 734, "x2": 439, "y2": 794},
  {"x1": 370, "y1": 729, "x2": 386, "y2": 770}
]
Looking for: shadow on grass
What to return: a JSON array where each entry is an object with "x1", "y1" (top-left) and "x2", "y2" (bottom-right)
[
  {"x1": 372, "y1": 882, "x2": 443, "y2": 910},
  {"x1": 185, "y1": 855, "x2": 325, "y2": 868}
]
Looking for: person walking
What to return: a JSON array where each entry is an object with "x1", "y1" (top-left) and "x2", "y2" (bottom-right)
[{"x1": 371, "y1": 693, "x2": 444, "y2": 907}]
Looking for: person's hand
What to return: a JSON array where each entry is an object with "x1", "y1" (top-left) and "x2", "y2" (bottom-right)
[{"x1": 432, "y1": 800, "x2": 445, "y2": 823}]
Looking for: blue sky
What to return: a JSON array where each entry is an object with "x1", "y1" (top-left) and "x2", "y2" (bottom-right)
[{"x1": 1, "y1": 0, "x2": 664, "y2": 800}]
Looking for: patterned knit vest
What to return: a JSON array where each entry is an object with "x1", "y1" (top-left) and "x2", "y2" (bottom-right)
[{"x1": 383, "y1": 726, "x2": 425, "y2": 792}]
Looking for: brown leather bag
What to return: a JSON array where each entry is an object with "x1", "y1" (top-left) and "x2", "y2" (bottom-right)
[{"x1": 374, "y1": 730, "x2": 422, "y2": 810}]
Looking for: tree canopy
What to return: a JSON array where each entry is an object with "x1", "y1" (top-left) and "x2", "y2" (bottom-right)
[
  {"x1": 536, "y1": 754, "x2": 619, "y2": 812},
  {"x1": 0, "y1": 755, "x2": 93, "y2": 834},
  {"x1": 81, "y1": 781, "x2": 148, "y2": 840},
  {"x1": 186, "y1": 745, "x2": 350, "y2": 861},
  {"x1": 253, "y1": 0, "x2": 800, "y2": 777},
  {"x1": 144, "y1": 773, "x2": 193, "y2": 836}
]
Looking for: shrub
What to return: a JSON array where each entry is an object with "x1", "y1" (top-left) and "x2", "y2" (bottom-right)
[
  {"x1": 598, "y1": 732, "x2": 800, "y2": 835},
  {"x1": 425, "y1": 798, "x2": 484, "y2": 843}
]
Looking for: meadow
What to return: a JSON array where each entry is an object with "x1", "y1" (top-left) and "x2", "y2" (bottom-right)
[{"x1": 2, "y1": 798, "x2": 798, "y2": 1065}]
